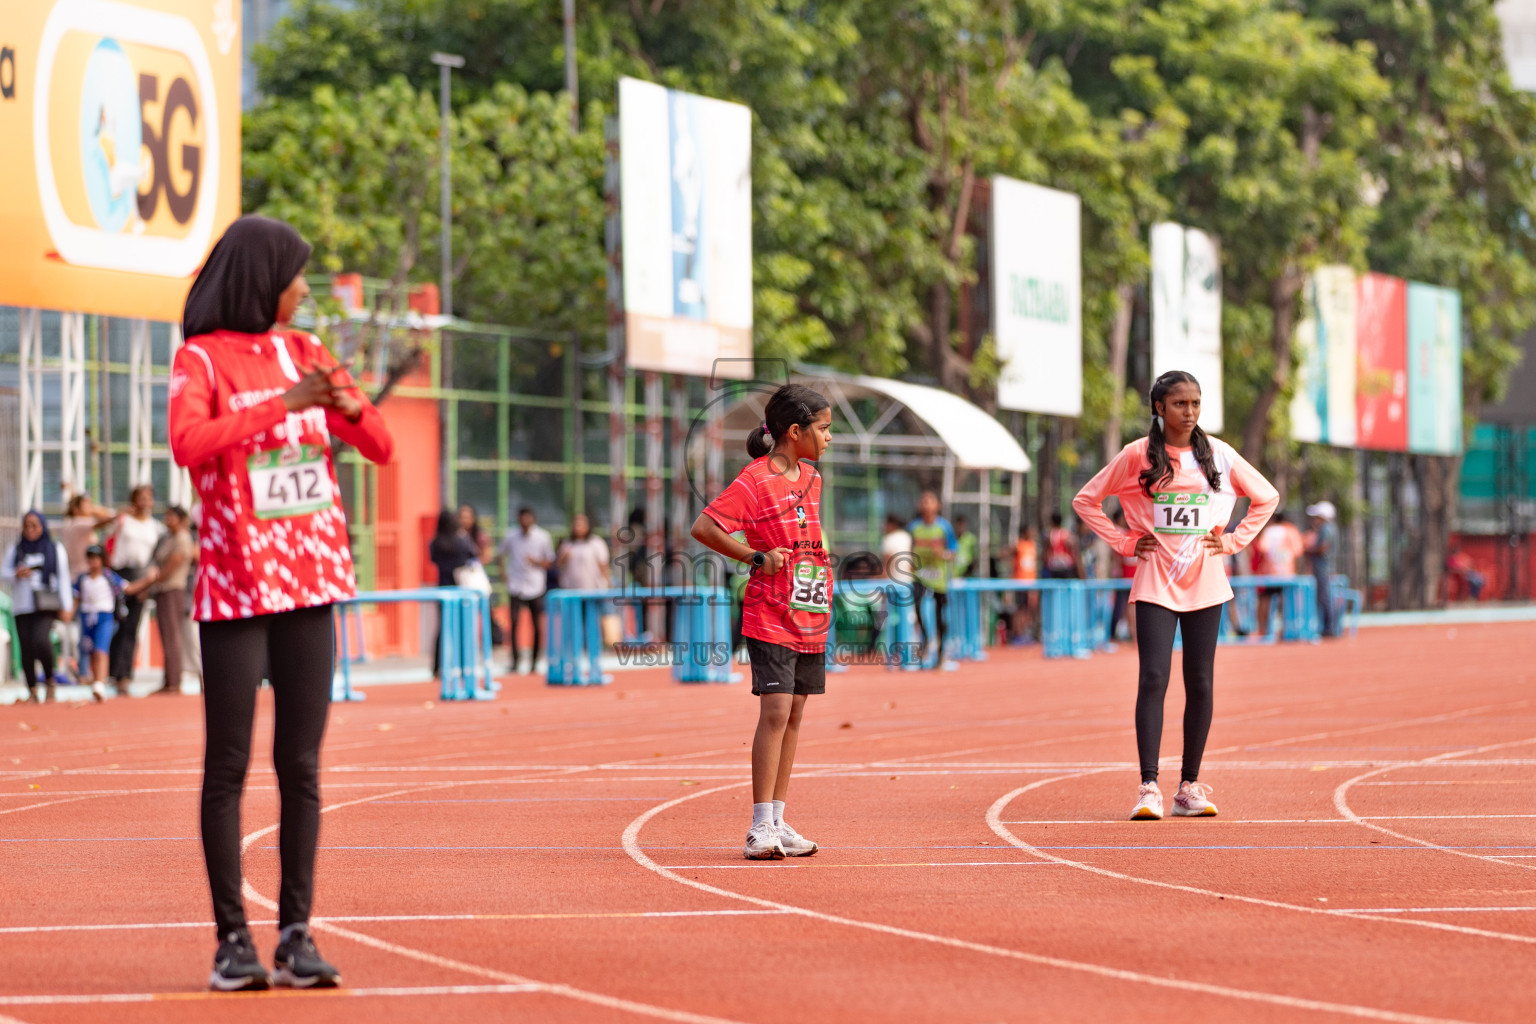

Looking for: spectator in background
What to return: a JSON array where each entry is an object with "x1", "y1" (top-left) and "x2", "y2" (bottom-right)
[
  {"x1": 3, "y1": 511, "x2": 73, "y2": 703},
  {"x1": 908, "y1": 491, "x2": 959, "y2": 670},
  {"x1": 107, "y1": 484, "x2": 165, "y2": 693},
  {"x1": 1304, "y1": 501, "x2": 1339, "y2": 638},
  {"x1": 1010, "y1": 523, "x2": 1039, "y2": 644},
  {"x1": 879, "y1": 514, "x2": 912, "y2": 578},
  {"x1": 73, "y1": 545, "x2": 124, "y2": 702},
  {"x1": 429, "y1": 509, "x2": 480, "y2": 679},
  {"x1": 143, "y1": 506, "x2": 196, "y2": 696},
  {"x1": 457, "y1": 503, "x2": 492, "y2": 563},
  {"x1": 59, "y1": 492, "x2": 106, "y2": 577},
  {"x1": 1253, "y1": 510, "x2": 1304, "y2": 636},
  {"x1": 499, "y1": 507, "x2": 555, "y2": 674},
  {"x1": 1044, "y1": 512, "x2": 1081, "y2": 579},
  {"x1": 58, "y1": 492, "x2": 105, "y2": 684},
  {"x1": 953, "y1": 515, "x2": 978, "y2": 578},
  {"x1": 558, "y1": 513, "x2": 611, "y2": 591},
  {"x1": 1446, "y1": 542, "x2": 1486, "y2": 601}
]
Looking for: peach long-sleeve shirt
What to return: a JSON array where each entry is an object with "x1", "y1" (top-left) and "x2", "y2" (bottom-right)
[{"x1": 1073, "y1": 436, "x2": 1278, "y2": 612}]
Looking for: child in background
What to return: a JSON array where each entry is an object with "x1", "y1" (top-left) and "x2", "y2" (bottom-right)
[{"x1": 74, "y1": 545, "x2": 125, "y2": 702}]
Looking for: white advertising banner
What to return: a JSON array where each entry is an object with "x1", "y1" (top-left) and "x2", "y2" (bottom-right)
[
  {"x1": 618, "y1": 77, "x2": 753, "y2": 378},
  {"x1": 1150, "y1": 222, "x2": 1224, "y2": 433},
  {"x1": 990, "y1": 176, "x2": 1082, "y2": 416},
  {"x1": 1290, "y1": 265, "x2": 1359, "y2": 447}
]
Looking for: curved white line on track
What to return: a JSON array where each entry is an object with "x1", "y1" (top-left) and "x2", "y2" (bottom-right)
[
  {"x1": 0, "y1": 796, "x2": 97, "y2": 816},
  {"x1": 1333, "y1": 737, "x2": 1536, "y2": 873},
  {"x1": 621, "y1": 779, "x2": 1488, "y2": 1024},
  {"x1": 237, "y1": 771, "x2": 748, "y2": 1024},
  {"x1": 986, "y1": 769, "x2": 1536, "y2": 947}
]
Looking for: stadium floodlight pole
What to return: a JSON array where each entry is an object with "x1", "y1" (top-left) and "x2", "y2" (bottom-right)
[
  {"x1": 430, "y1": 52, "x2": 464, "y2": 320},
  {"x1": 431, "y1": 51, "x2": 464, "y2": 505},
  {"x1": 563, "y1": 0, "x2": 579, "y2": 131}
]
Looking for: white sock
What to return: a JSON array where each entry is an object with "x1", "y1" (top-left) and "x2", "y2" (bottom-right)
[
  {"x1": 772, "y1": 800, "x2": 785, "y2": 826},
  {"x1": 752, "y1": 802, "x2": 774, "y2": 828}
]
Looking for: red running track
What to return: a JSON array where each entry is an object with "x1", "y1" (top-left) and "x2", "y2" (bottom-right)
[{"x1": 1, "y1": 622, "x2": 1534, "y2": 1023}]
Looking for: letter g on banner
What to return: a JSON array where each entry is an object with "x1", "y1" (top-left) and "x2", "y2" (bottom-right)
[{"x1": 1, "y1": 47, "x2": 16, "y2": 100}]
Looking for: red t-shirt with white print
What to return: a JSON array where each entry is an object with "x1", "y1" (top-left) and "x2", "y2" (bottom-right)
[
  {"x1": 168, "y1": 330, "x2": 393, "y2": 622},
  {"x1": 704, "y1": 457, "x2": 830, "y2": 653}
]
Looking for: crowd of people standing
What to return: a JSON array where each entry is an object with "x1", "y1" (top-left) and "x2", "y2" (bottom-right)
[{"x1": 3, "y1": 486, "x2": 197, "y2": 702}]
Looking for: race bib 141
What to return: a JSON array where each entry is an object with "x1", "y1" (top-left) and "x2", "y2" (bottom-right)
[{"x1": 1152, "y1": 492, "x2": 1235, "y2": 535}]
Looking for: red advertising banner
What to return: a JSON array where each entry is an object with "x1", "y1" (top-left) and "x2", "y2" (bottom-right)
[{"x1": 1355, "y1": 272, "x2": 1408, "y2": 451}]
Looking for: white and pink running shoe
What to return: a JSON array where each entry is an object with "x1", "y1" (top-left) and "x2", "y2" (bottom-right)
[
  {"x1": 1172, "y1": 781, "x2": 1218, "y2": 817},
  {"x1": 1129, "y1": 781, "x2": 1163, "y2": 820}
]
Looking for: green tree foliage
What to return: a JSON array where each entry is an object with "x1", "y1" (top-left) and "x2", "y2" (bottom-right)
[{"x1": 247, "y1": 0, "x2": 1534, "y2": 470}]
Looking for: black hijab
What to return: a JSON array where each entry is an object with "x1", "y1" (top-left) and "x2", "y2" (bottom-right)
[
  {"x1": 15, "y1": 511, "x2": 58, "y2": 588},
  {"x1": 182, "y1": 215, "x2": 313, "y2": 338}
]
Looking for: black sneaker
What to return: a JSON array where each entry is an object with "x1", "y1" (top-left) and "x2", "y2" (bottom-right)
[
  {"x1": 273, "y1": 924, "x2": 341, "y2": 988},
  {"x1": 210, "y1": 928, "x2": 271, "y2": 991}
]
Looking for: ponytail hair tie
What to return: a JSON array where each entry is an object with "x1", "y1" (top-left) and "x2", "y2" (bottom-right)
[{"x1": 762, "y1": 422, "x2": 770, "y2": 433}]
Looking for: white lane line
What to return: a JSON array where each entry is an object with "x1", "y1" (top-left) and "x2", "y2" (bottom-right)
[
  {"x1": 986, "y1": 770, "x2": 1536, "y2": 948},
  {"x1": 0, "y1": 910, "x2": 788, "y2": 936},
  {"x1": 0, "y1": 984, "x2": 542, "y2": 1005},
  {"x1": 1328, "y1": 908, "x2": 1536, "y2": 915},
  {"x1": 1000, "y1": 814, "x2": 1536, "y2": 824},
  {"x1": 622, "y1": 779, "x2": 1489, "y2": 1024},
  {"x1": 0, "y1": 797, "x2": 97, "y2": 816},
  {"x1": 1333, "y1": 736, "x2": 1536, "y2": 874},
  {"x1": 235, "y1": 775, "x2": 748, "y2": 1024},
  {"x1": 1225, "y1": 700, "x2": 1533, "y2": 754},
  {"x1": 659, "y1": 861, "x2": 1064, "y2": 870}
]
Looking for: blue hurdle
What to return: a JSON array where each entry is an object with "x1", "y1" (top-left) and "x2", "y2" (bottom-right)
[
  {"x1": 545, "y1": 586, "x2": 737, "y2": 685},
  {"x1": 332, "y1": 587, "x2": 498, "y2": 702}
]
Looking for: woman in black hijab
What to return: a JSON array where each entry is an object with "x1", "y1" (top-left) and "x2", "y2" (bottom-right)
[
  {"x1": 171, "y1": 215, "x2": 394, "y2": 992},
  {"x1": 3, "y1": 510, "x2": 73, "y2": 702}
]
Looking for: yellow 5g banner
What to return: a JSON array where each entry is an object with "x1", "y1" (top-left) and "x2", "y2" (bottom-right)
[{"x1": 0, "y1": 0, "x2": 241, "y2": 321}]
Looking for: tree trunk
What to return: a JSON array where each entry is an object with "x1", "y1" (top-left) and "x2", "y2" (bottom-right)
[
  {"x1": 1103, "y1": 282, "x2": 1134, "y2": 464},
  {"x1": 1419, "y1": 455, "x2": 1454, "y2": 608},
  {"x1": 1036, "y1": 417, "x2": 1058, "y2": 535},
  {"x1": 1241, "y1": 269, "x2": 1305, "y2": 464},
  {"x1": 928, "y1": 281, "x2": 956, "y2": 391}
]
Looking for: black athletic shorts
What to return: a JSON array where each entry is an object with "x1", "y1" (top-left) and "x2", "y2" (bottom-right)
[{"x1": 745, "y1": 637, "x2": 826, "y2": 696}]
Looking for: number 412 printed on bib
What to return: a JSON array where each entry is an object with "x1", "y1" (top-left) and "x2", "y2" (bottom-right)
[{"x1": 249, "y1": 445, "x2": 331, "y2": 520}]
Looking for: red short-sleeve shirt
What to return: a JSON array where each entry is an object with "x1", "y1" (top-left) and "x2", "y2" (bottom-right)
[{"x1": 704, "y1": 457, "x2": 830, "y2": 653}]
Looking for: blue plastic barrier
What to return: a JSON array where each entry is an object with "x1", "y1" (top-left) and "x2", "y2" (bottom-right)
[
  {"x1": 950, "y1": 574, "x2": 1331, "y2": 662},
  {"x1": 333, "y1": 587, "x2": 497, "y2": 702},
  {"x1": 949, "y1": 579, "x2": 1091, "y2": 660},
  {"x1": 545, "y1": 586, "x2": 737, "y2": 685},
  {"x1": 833, "y1": 578, "x2": 924, "y2": 670}
]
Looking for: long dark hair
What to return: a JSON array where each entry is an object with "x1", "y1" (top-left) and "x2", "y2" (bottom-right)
[
  {"x1": 747, "y1": 383, "x2": 830, "y2": 459},
  {"x1": 1138, "y1": 370, "x2": 1222, "y2": 497}
]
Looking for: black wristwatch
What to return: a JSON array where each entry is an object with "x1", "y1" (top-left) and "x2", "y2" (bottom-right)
[{"x1": 750, "y1": 551, "x2": 766, "y2": 569}]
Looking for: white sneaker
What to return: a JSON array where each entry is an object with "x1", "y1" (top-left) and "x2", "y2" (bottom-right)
[
  {"x1": 1172, "y1": 781, "x2": 1219, "y2": 817},
  {"x1": 777, "y1": 820, "x2": 818, "y2": 857},
  {"x1": 1130, "y1": 781, "x2": 1163, "y2": 820},
  {"x1": 743, "y1": 821, "x2": 785, "y2": 860}
]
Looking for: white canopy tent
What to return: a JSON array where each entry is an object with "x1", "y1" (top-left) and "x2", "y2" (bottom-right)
[{"x1": 713, "y1": 370, "x2": 1030, "y2": 575}]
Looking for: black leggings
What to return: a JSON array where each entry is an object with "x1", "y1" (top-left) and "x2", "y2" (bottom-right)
[
  {"x1": 108, "y1": 567, "x2": 145, "y2": 681},
  {"x1": 911, "y1": 582, "x2": 948, "y2": 662},
  {"x1": 1134, "y1": 602, "x2": 1224, "y2": 784},
  {"x1": 199, "y1": 605, "x2": 334, "y2": 937},
  {"x1": 15, "y1": 611, "x2": 56, "y2": 685}
]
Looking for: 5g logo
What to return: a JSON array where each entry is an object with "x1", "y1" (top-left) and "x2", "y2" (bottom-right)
[
  {"x1": 137, "y1": 72, "x2": 200, "y2": 225},
  {"x1": 33, "y1": 0, "x2": 222, "y2": 277}
]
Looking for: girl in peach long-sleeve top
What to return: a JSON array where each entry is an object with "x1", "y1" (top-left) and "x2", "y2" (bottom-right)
[{"x1": 1073, "y1": 370, "x2": 1277, "y2": 822}]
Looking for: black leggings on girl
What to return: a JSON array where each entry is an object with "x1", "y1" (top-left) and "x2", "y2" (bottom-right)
[
  {"x1": 199, "y1": 604, "x2": 334, "y2": 937},
  {"x1": 1134, "y1": 601, "x2": 1224, "y2": 785}
]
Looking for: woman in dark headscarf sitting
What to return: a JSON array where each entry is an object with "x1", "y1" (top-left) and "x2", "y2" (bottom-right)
[
  {"x1": 2, "y1": 510, "x2": 74, "y2": 702},
  {"x1": 170, "y1": 215, "x2": 394, "y2": 992}
]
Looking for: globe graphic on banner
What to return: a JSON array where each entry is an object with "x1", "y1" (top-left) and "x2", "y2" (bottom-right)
[{"x1": 78, "y1": 38, "x2": 143, "y2": 235}]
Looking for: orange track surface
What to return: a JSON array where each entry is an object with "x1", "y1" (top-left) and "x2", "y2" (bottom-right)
[{"x1": 2, "y1": 622, "x2": 1534, "y2": 1023}]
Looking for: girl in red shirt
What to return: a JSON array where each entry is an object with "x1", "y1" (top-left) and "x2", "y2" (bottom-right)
[
  {"x1": 171, "y1": 216, "x2": 394, "y2": 991},
  {"x1": 691, "y1": 384, "x2": 833, "y2": 860}
]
